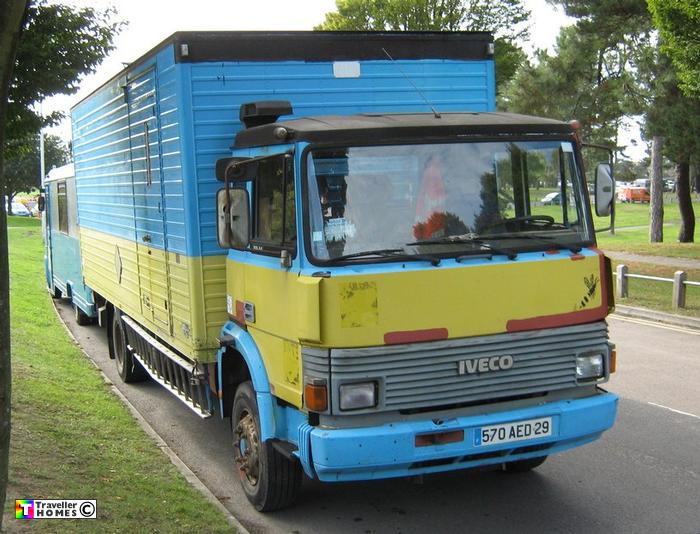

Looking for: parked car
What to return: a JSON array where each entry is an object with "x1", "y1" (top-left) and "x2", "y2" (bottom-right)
[
  {"x1": 541, "y1": 191, "x2": 562, "y2": 205},
  {"x1": 10, "y1": 201, "x2": 31, "y2": 216},
  {"x1": 664, "y1": 179, "x2": 675, "y2": 192}
]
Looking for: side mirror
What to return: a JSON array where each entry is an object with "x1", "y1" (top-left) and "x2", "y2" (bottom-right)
[
  {"x1": 37, "y1": 195, "x2": 45, "y2": 212},
  {"x1": 217, "y1": 188, "x2": 249, "y2": 249},
  {"x1": 216, "y1": 157, "x2": 257, "y2": 181},
  {"x1": 594, "y1": 163, "x2": 614, "y2": 217}
]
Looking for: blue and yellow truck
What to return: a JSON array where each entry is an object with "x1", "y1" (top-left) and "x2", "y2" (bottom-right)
[{"x1": 45, "y1": 31, "x2": 618, "y2": 511}]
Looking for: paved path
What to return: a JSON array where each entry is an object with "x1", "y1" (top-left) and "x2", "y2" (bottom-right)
[{"x1": 605, "y1": 250, "x2": 700, "y2": 270}]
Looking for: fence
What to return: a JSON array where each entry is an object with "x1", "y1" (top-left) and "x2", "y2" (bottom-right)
[{"x1": 616, "y1": 265, "x2": 700, "y2": 309}]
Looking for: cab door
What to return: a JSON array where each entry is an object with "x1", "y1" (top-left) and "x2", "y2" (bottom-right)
[{"x1": 227, "y1": 153, "x2": 304, "y2": 406}]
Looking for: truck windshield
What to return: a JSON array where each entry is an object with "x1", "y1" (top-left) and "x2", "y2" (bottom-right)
[{"x1": 306, "y1": 140, "x2": 592, "y2": 263}]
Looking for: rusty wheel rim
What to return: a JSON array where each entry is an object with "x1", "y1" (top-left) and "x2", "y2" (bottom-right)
[{"x1": 234, "y1": 409, "x2": 260, "y2": 486}]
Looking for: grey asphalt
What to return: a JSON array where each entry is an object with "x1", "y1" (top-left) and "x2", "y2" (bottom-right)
[{"x1": 54, "y1": 301, "x2": 700, "y2": 534}]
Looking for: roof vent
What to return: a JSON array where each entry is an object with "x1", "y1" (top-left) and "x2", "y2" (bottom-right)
[{"x1": 239, "y1": 100, "x2": 293, "y2": 128}]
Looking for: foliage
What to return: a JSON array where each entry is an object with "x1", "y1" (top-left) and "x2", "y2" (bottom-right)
[
  {"x1": 315, "y1": 0, "x2": 531, "y2": 91},
  {"x1": 648, "y1": 0, "x2": 700, "y2": 97},
  {"x1": 644, "y1": 54, "x2": 700, "y2": 165},
  {"x1": 615, "y1": 158, "x2": 650, "y2": 183},
  {"x1": 643, "y1": 51, "x2": 699, "y2": 242},
  {"x1": 4, "y1": 134, "x2": 67, "y2": 211},
  {"x1": 503, "y1": 1, "x2": 653, "y2": 151},
  {"x1": 7, "y1": 1, "x2": 123, "y2": 139}
]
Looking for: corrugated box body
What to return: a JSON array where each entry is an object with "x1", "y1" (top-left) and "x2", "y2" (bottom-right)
[{"x1": 71, "y1": 32, "x2": 496, "y2": 363}]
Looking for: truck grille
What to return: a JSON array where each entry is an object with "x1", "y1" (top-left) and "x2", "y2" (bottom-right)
[{"x1": 304, "y1": 321, "x2": 609, "y2": 415}]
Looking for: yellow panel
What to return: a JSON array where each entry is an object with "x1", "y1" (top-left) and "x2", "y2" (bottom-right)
[
  {"x1": 80, "y1": 228, "x2": 227, "y2": 363},
  {"x1": 318, "y1": 252, "x2": 607, "y2": 347},
  {"x1": 226, "y1": 261, "x2": 324, "y2": 408}
]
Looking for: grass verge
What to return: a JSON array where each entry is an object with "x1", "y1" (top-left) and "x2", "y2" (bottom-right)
[
  {"x1": 4, "y1": 221, "x2": 233, "y2": 532},
  {"x1": 611, "y1": 260, "x2": 700, "y2": 318}
]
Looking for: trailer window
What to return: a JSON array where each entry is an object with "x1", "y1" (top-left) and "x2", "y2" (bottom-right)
[
  {"x1": 251, "y1": 155, "x2": 296, "y2": 251},
  {"x1": 57, "y1": 181, "x2": 68, "y2": 234}
]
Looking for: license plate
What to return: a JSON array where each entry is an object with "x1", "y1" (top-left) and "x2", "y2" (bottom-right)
[{"x1": 474, "y1": 417, "x2": 553, "y2": 447}]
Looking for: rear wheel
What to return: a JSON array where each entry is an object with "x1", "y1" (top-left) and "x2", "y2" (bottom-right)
[
  {"x1": 232, "y1": 381, "x2": 302, "y2": 511},
  {"x1": 50, "y1": 285, "x2": 62, "y2": 299},
  {"x1": 502, "y1": 455, "x2": 547, "y2": 473},
  {"x1": 110, "y1": 310, "x2": 147, "y2": 383},
  {"x1": 74, "y1": 304, "x2": 92, "y2": 326}
]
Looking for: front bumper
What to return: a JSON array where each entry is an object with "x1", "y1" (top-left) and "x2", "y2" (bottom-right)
[{"x1": 306, "y1": 391, "x2": 618, "y2": 482}]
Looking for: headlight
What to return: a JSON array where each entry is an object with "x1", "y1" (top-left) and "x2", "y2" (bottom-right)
[
  {"x1": 339, "y1": 382, "x2": 377, "y2": 411},
  {"x1": 576, "y1": 353, "x2": 604, "y2": 381}
]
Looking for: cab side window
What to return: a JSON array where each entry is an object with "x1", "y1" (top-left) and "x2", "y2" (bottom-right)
[{"x1": 251, "y1": 155, "x2": 296, "y2": 252}]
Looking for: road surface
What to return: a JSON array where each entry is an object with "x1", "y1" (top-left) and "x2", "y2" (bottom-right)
[{"x1": 54, "y1": 301, "x2": 700, "y2": 534}]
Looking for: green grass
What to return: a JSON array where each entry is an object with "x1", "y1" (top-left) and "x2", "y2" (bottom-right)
[
  {"x1": 597, "y1": 226, "x2": 700, "y2": 258},
  {"x1": 4, "y1": 226, "x2": 233, "y2": 532},
  {"x1": 611, "y1": 260, "x2": 700, "y2": 318},
  {"x1": 6, "y1": 215, "x2": 41, "y2": 228},
  {"x1": 593, "y1": 201, "x2": 700, "y2": 259},
  {"x1": 593, "y1": 199, "x2": 699, "y2": 230}
]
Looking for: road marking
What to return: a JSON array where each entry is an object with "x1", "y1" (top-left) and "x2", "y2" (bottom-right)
[
  {"x1": 647, "y1": 402, "x2": 700, "y2": 421},
  {"x1": 609, "y1": 315, "x2": 700, "y2": 336}
]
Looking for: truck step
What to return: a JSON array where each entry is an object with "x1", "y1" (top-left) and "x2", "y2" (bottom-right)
[{"x1": 120, "y1": 315, "x2": 212, "y2": 418}]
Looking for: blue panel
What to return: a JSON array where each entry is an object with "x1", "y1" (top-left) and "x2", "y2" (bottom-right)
[
  {"x1": 186, "y1": 58, "x2": 495, "y2": 257},
  {"x1": 72, "y1": 52, "x2": 494, "y2": 260},
  {"x1": 49, "y1": 231, "x2": 95, "y2": 315},
  {"x1": 43, "y1": 180, "x2": 95, "y2": 316},
  {"x1": 307, "y1": 392, "x2": 618, "y2": 482}
]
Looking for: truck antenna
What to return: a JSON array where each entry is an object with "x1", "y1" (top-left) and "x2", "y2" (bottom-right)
[{"x1": 382, "y1": 47, "x2": 441, "y2": 119}]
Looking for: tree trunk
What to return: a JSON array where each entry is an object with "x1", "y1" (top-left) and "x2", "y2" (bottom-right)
[
  {"x1": 0, "y1": 2, "x2": 30, "y2": 529},
  {"x1": 676, "y1": 157, "x2": 696, "y2": 242},
  {"x1": 649, "y1": 136, "x2": 664, "y2": 242}
]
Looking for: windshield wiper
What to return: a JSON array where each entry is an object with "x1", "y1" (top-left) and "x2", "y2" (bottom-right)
[
  {"x1": 406, "y1": 234, "x2": 517, "y2": 260},
  {"x1": 326, "y1": 248, "x2": 441, "y2": 266},
  {"x1": 484, "y1": 232, "x2": 583, "y2": 254}
]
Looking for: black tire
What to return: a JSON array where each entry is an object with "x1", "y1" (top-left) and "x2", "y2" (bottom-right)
[
  {"x1": 502, "y1": 455, "x2": 548, "y2": 473},
  {"x1": 74, "y1": 304, "x2": 92, "y2": 326},
  {"x1": 232, "y1": 381, "x2": 302, "y2": 511},
  {"x1": 110, "y1": 310, "x2": 148, "y2": 383},
  {"x1": 50, "y1": 285, "x2": 62, "y2": 299}
]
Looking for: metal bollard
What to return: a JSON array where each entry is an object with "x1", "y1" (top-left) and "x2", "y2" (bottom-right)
[
  {"x1": 672, "y1": 271, "x2": 687, "y2": 309},
  {"x1": 616, "y1": 264, "x2": 628, "y2": 298}
]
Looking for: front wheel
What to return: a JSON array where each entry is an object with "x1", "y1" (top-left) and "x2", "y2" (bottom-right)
[
  {"x1": 232, "y1": 381, "x2": 302, "y2": 511},
  {"x1": 501, "y1": 455, "x2": 547, "y2": 473}
]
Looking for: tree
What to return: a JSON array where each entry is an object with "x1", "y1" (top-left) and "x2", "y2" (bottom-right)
[
  {"x1": 644, "y1": 53, "x2": 699, "y2": 242},
  {"x1": 315, "y1": 0, "x2": 531, "y2": 91},
  {"x1": 649, "y1": 136, "x2": 664, "y2": 242},
  {"x1": 502, "y1": 1, "x2": 653, "y2": 151},
  {"x1": 648, "y1": 0, "x2": 700, "y2": 97},
  {"x1": 0, "y1": 2, "x2": 121, "y2": 524},
  {"x1": 0, "y1": 4, "x2": 29, "y2": 528},
  {"x1": 7, "y1": 1, "x2": 122, "y2": 140},
  {"x1": 4, "y1": 134, "x2": 68, "y2": 213}
]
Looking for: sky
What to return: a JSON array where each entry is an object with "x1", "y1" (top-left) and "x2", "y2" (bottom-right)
[{"x1": 41, "y1": 0, "x2": 645, "y2": 160}]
